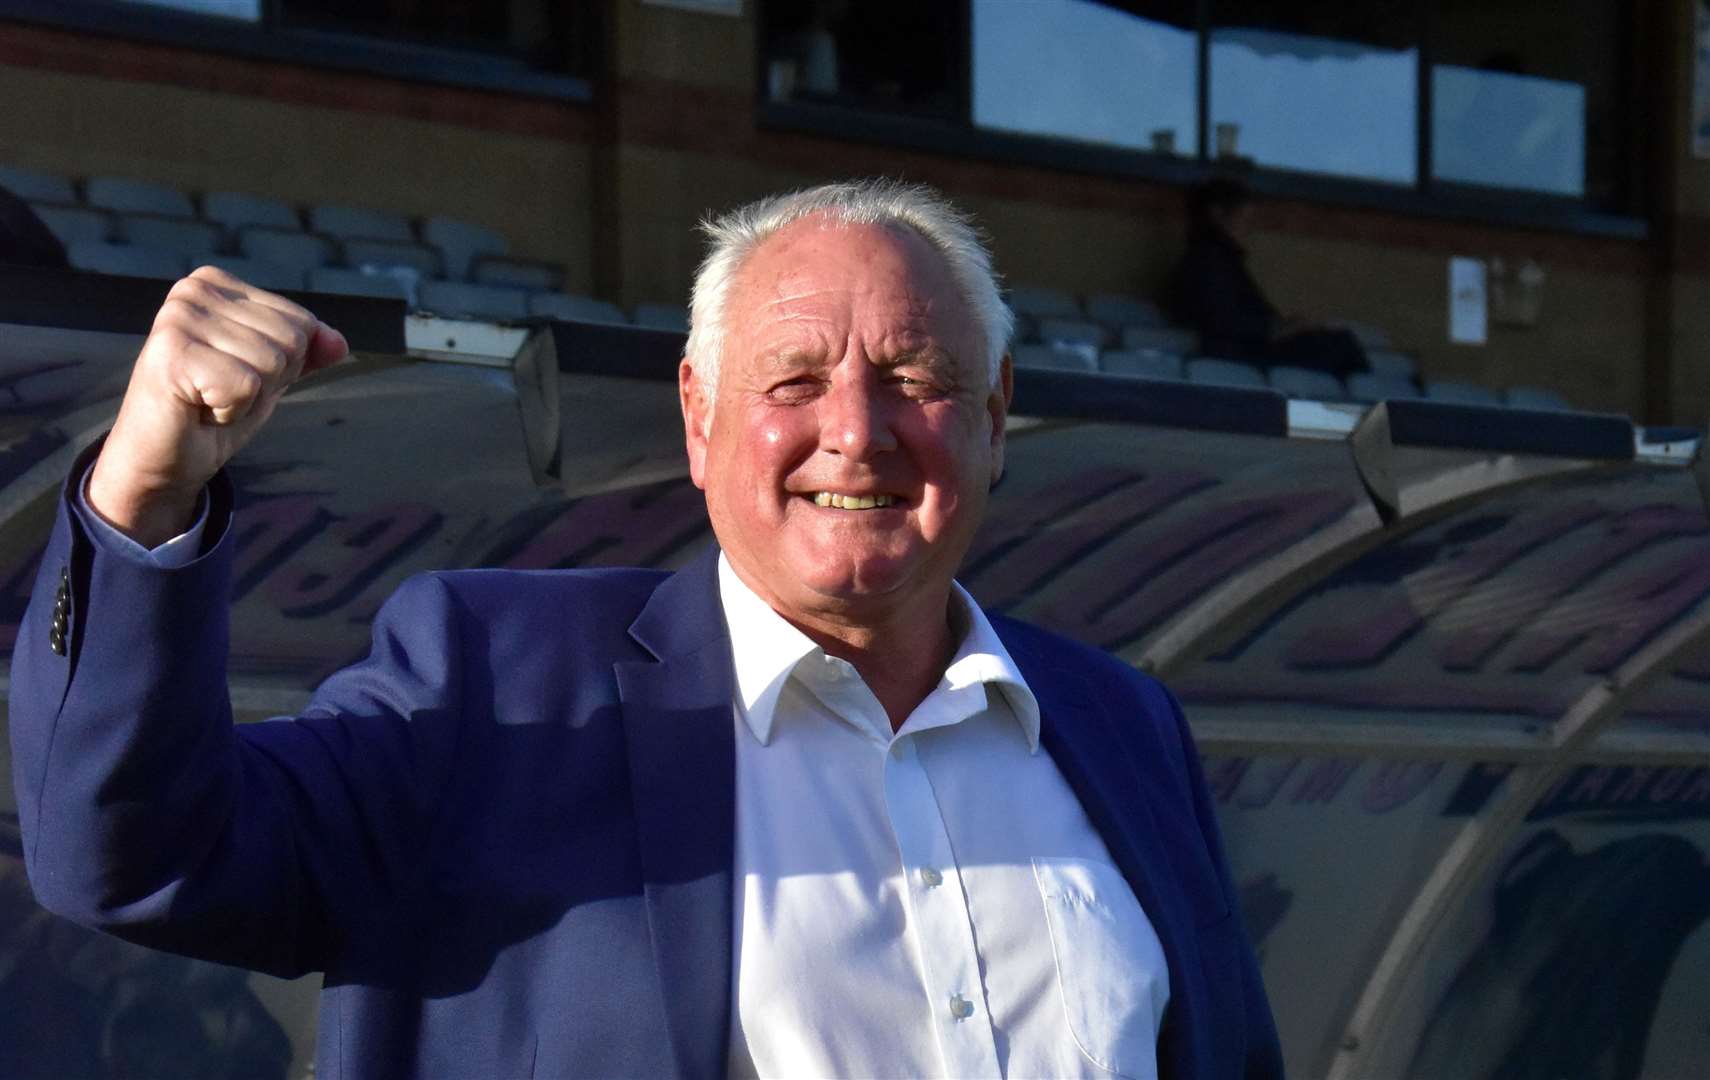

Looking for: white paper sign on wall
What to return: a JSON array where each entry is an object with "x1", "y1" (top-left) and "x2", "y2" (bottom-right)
[{"x1": 1449, "y1": 257, "x2": 1488, "y2": 346}]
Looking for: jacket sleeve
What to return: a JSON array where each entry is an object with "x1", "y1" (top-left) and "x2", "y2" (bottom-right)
[
  {"x1": 10, "y1": 449, "x2": 467, "y2": 979},
  {"x1": 1160, "y1": 683, "x2": 1286, "y2": 1080}
]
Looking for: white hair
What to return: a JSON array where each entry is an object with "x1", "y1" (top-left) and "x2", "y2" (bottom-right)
[{"x1": 685, "y1": 179, "x2": 1013, "y2": 399}]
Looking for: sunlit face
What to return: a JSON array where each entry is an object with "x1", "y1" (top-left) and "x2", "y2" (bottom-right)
[{"x1": 680, "y1": 215, "x2": 1011, "y2": 627}]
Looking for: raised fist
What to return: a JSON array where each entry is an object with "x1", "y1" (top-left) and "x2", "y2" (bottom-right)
[{"x1": 86, "y1": 265, "x2": 348, "y2": 547}]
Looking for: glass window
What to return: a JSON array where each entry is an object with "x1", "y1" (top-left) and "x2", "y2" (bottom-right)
[
  {"x1": 1209, "y1": 3, "x2": 1420, "y2": 184},
  {"x1": 1430, "y1": 1, "x2": 1628, "y2": 207},
  {"x1": 972, "y1": 0, "x2": 1199, "y2": 156},
  {"x1": 279, "y1": 1, "x2": 587, "y2": 74},
  {"x1": 761, "y1": 0, "x2": 962, "y2": 120}
]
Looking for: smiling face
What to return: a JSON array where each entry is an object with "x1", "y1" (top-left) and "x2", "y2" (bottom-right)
[{"x1": 681, "y1": 215, "x2": 1011, "y2": 630}]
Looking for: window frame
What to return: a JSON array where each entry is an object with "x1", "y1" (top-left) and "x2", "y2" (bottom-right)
[
  {"x1": 754, "y1": 0, "x2": 1647, "y2": 240},
  {"x1": 0, "y1": 0, "x2": 595, "y2": 102}
]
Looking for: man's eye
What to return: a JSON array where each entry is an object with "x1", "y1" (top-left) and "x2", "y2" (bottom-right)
[
  {"x1": 892, "y1": 375, "x2": 942, "y2": 396},
  {"x1": 768, "y1": 379, "x2": 820, "y2": 403}
]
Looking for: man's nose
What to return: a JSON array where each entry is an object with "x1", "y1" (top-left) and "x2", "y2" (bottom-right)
[{"x1": 819, "y1": 372, "x2": 899, "y2": 459}]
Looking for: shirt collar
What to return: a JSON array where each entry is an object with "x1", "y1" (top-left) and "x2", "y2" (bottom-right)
[{"x1": 716, "y1": 553, "x2": 1041, "y2": 752}]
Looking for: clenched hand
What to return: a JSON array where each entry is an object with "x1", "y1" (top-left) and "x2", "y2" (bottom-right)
[{"x1": 86, "y1": 265, "x2": 349, "y2": 547}]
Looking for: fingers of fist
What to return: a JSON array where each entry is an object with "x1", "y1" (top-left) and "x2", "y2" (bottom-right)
[{"x1": 150, "y1": 266, "x2": 325, "y2": 425}]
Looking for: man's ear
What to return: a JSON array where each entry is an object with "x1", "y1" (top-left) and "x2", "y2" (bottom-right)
[
  {"x1": 680, "y1": 358, "x2": 711, "y2": 491},
  {"x1": 987, "y1": 353, "x2": 1013, "y2": 488}
]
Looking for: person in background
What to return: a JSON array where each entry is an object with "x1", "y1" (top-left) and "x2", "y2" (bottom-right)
[{"x1": 1165, "y1": 177, "x2": 1368, "y2": 380}]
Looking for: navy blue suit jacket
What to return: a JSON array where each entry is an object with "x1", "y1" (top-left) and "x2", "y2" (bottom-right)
[{"x1": 11, "y1": 455, "x2": 1282, "y2": 1079}]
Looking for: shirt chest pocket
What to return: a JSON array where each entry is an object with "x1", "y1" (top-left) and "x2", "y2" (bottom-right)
[{"x1": 1033, "y1": 857, "x2": 1169, "y2": 1080}]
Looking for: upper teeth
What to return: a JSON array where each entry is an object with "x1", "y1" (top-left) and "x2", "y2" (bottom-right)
[{"x1": 813, "y1": 493, "x2": 895, "y2": 509}]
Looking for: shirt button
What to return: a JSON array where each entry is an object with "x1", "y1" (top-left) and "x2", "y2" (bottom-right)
[
  {"x1": 948, "y1": 993, "x2": 974, "y2": 1020},
  {"x1": 921, "y1": 867, "x2": 943, "y2": 888}
]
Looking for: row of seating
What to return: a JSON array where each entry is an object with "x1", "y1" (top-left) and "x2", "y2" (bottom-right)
[
  {"x1": 3, "y1": 164, "x2": 694, "y2": 328},
  {"x1": 1, "y1": 165, "x2": 538, "y2": 281},
  {"x1": 1012, "y1": 343, "x2": 1572, "y2": 410}
]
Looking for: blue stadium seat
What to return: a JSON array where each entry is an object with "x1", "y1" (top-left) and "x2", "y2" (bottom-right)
[
  {"x1": 116, "y1": 214, "x2": 221, "y2": 261},
  {"x1": 1013, "y1": 342, "x2": 1098, "y2": 373},
  {"x1": 307, "y1": 202, "x2": 413, "y2": 243},
  {"x1": 1186, "y1": 357, "x2": 1267, "y2": 389},
  {"x1": 0, "y1": 165, "x2": 75, "y2": 204},
  {"x1": 631, "y1": 302, "x2": 690, "y2": 332},
  {"x1": 418, "y1": 280, "x2": 529, "y2": 321},
  {"x1": 1346, "y1": 372, "x2": 1422, "y2": 403},
  {"x1": 84, "y1": 176, "x2": 195, "y2": 218},
  {"x1": 1121, "y1": 325, "x2": 1199, "y2": 354},
  {"x1": 1504, "y1": 385, "x2": 1572, "y2": 411},
  {"x1": 201, "y1": 191, "x2": 300, "y2": 233},
  {"x1": 1085, "y1": 292, "x2": 1166, "y2": 328},
  {"x1": 308, "y1": 267, "x2": 411, "y2": 301},
  {"x1": 421, "y1": 215, "x2": 509, "y2": 281},
  {"x1": 67, "y1": 241, "x2": 188, "y2": 279},
  {"x1": 1036, "y1": 317, "x2": 1112, "y2": 348},
  {"x1": 1006, "y1": 285, "x2": 1081, "y2": 319},
  {"x1": 1425, "y1": 379, "x2": 1504, "y2": 406},
  {"x1": 1365, "y1": 348, "x2": 1419, "y2": 380},
  {"x1": 1100, "y1": 349, "x2": 1184, "y2": 380},
  {"x1": 203, "y1": 256, "x2": 306, "y2": 293},
  {"x1": 472, "y1": 255, "x2": 564, "y2": 292},
  {"x1": 238, "y1": 227, "x2": 335, "y2": 273},
  {"x1": 1268, "y1": 365, "x2": 1347, "y2": 402},
  {"x1": 528, "y1": 292, "x2": 627, "y2": 323},
  {"x1": 343, "y1": 238, "x2": 444, "y2": 279},
  {"x1": 31, "y1": 204, "x2": 112, "y2": 247}
]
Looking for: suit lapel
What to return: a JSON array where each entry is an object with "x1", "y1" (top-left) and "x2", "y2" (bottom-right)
[
  {"x1": 998, "y1": 623, "x2": 1201, "y2": 1080},
  {"x1": 613, "y1": 545, "x2": 735, "y2": 1080}
]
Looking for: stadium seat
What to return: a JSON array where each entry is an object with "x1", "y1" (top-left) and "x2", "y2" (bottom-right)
[
  {"x1": 1006, "y1": 285, "x2": 1082, "y2": 319},
  {"x1": 1346, "y1": 372, "x2": 1422, "y2": 403},
  {"x1": 1122, "y1": 325, "x2": 1199, "y2": 355},
  {"x1": 1425, "y1": 379, "x2": 1504, "y2": 406},
  {"x1": 201, "y1": 191, "x2": 300, "y2": 233},
  {"x1": 0, "y1": 164, "x2": 75, "y2": 204},
  {"x1": 342, "y1": 238, "x2": 443, "y2": 279},
  {"x1": 1036, "y1": 317, "x2": 1112, "y2": 348},
  {"x1": 1335, "y1": 320, "x2": 1391, "y2": 349},
  {"x1": 67, "y1": 241, "x2": 187, "y2": 279},
  {"x1": 238, "y1": 226, "x2": 335, "y2": 272},
  {"x1": 307, "y1": 202, "x2": 413, "y2": 243},
  {"x1": 31, "y1": 204, "x2": 112, "y2": 247},
  {"x1": 528, "y1": 292, "x2": 627, "y2": 323},
  {"x1": 116, "y1": 214, "x2": 221, "y2": 261},
  {"x1": 631, "y1": 302, "x2": 690, "y2": 332},
  {"x1": 421, "y1": 215, "x2": 509, "y2": 281},
  {"x1": 1186, "y1": 357, "x2": 1267, "y2": 389},
  {"x1": 1268, "y1": 365, "x2": 1347, "y2": 402},
  {"x1": 1505, "y1": 385, "x2": 1572, "y2": 411},
  {"x1": 204, "y1": 256, "x2": 305, "y2": 292},
  {"x1": 1365, "y1": 348, "x2": 1419, "y2": 380},
  {"x1": 84, "y1": 176, "x2": 195, "y2": 218},
  {"x1": 1013, "y1": 342, "x2": 1098, "y2": 372},
  {"x1": 1100, "y1": 349, "x2": 1184, "y2": 380},
  {"x1": 472, "y1": 255, "x2": 565, "y2": 292},
  {"x1": 418, "y1": 280, "x2": 529, "y2": 321},
  {"x1": 1085, "y1": 292, "x2": 1165, "y2": 328},
  {"x1": 308, "y1": 267, "x2": 411, "y2": 301}
]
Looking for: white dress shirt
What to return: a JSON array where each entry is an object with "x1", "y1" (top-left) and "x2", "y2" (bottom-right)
[
  {"x1": 77, "y1": 480, "x2": 1171, "y2": 1078},
  {"x1": 718, "y1": 556, "x2": 1168, "y2": 1080}
]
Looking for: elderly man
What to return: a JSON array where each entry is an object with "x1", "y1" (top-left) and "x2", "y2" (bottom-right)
[{"x1": 12, "y1": 181, "x2": 1281, "y2": 1079}]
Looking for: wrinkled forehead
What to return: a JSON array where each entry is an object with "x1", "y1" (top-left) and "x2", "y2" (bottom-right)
[{"x1": 728, "y1": 215, "x2": 980, "y2": 360}]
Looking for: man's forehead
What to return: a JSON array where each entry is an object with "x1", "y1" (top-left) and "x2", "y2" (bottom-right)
[{"x1": 734, "y1": 218, "x2": 964, "y2": 324}]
